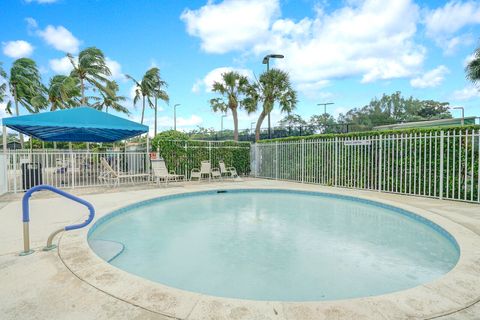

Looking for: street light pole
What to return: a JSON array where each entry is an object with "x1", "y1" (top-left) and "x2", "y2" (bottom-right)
[
  {"x1": 173, "y1": 104, "x2": 180, "y2": 130},
  {"x1": 262, "y1": 54, "x2": 284, "y2": 139},
  {"x1": 317, "y1": 102, "x2": 334, "y2": 115},
  {"x1": 452, "y1": 106, "x2": 465, "y2": 126}
]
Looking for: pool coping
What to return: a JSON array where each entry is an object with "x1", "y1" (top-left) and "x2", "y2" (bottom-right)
[{"x1": 59, "y1": 184, "x2": 480, "y2": 320}]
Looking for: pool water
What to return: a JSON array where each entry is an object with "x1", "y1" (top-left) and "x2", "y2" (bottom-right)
[{"x1": 88, "y1": 189, "x2": 459, "y2": 301}]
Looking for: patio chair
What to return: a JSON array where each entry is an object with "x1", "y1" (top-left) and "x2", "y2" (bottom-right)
[
  {"x1": 151, "y1": 159, "x2": 185, "y2": 186},
  {"x1": 219, "y1": 160, "x2": 239, "y2": 179},
  {"x1": 99, "y1": 157, "x2": 149, "y2": 187},
  {"x1": 191, "y1": 160, "x2": 216, "y2": 181}
]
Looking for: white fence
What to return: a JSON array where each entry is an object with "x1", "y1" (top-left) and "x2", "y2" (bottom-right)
[
  {"x1": 4, "y1": 150, "x2": 149, "y2": 192},
  {"x1": 251, "y1": 129, "x2": 480, "y2": 203},
  {"x1": 0, "y1": 154, "x2": 7, "y2": 195},
  {"x1": 1, "y1": 141, "x2": 251, "y2": 193}
]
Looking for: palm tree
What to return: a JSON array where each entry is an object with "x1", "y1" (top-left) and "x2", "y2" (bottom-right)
[
  {"x1": 209, "y1": 71, "x2": 249, "y2": 141},
  {"x1": 8, "y1": 58, "x2": 48, "y2": 146},
  {"x1": 68, "y1": 47, "x2": 111, "y2": 105},
  {"x1": 150, "y1": 69, "x2": 169, "y2": 136},
  {"x1": 0, "y1": 62, "x2": 7, "y2": 106},
  {"x1": 48, "y1": 75, "x2": 81, "y2": 111},
  {"x1": 125, "y1": 67, "x2": 159, "y2": 124},
  {"x1": 245, "y1": 69, "x2": 297, "y2": 141},
  {"x1": 92, "y1": 80, "x2": 128, "y2": 114},
  {"x1": 466, "y1": 45, "x2": 480, "y2": 84}
]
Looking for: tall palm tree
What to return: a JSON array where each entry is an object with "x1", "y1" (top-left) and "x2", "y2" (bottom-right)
[
  {"x1": 466, "y1": 45, "x2": 480, "y2": 84},
  {"x1": 209, "y1": 71, "x2": 249, "y2": 141},
  {"x1": 8, "y1": 58, "x2": 48, "y2": 146},
  {"x1": 68, "y1": 47, "x2": 111, "y2": 105},
  {"x1": 245, "y1": 69, "x2": 297, "y2": 141},
  {"x1": 125, "y1": 67, "x2": 158, "y2": 124},
  {"x1": 48, "y1": 75, "x2": 81, "y2": 111},
  {"x1": 149, "y1": 68, "x2": 169, "y2": 136},
  {"x1": 92, "y1": 80, "x2": 128, "y2": 114}
]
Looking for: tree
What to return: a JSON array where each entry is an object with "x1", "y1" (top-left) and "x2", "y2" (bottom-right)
[
  {"x1": 466, "y1": 45, "x2": 480, "y2": 84},
  {"x1": 48, "y1": 75, "x2": 81, "y2": 111},
  {"x1": 68, "y1": 47, "x2": 111, "y2": 105},
  {"x1": 8, "y1": 58, "x2": 48, "y2": 146},
  {"x1": 209, "y1": 71, "x2": 250, "y2": 141},
  {"x1": 245, "y1": 69, "x2": 297, "y2": 141},
  {"x1": 149, "y1": 68, "x2": 169, "y2": 136},
  {"x1": 309, "y1": 114, "x2": 338, "y2": 133},
  {"x1": 0, "y1": 62, "x2": 7, "y2": 106},
  {"x1": 278, "y1": 113, "x2": 306, "y2": 128},
  {"x1": 338, "y1": 92, "x2": 451, "y2": 130},
  {"x1": 126, "y1": 67, "x2": 159, "y2": 124},
  {"x1": 92, "y1": 80, "x2": 128, "y2": 114}
]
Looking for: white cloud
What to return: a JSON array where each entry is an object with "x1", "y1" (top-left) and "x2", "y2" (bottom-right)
[
  {"x1": 410, "y1": 65, "x2": 449, "y2": 88},
  {"x1": 105, "y1": 57, "x2": 123, "y2": 80},
  {"x1": 464, "y1": 53, "x2": 476, "y2": 67},
  {"x1": 49, "y1": 56, "x2": 73, "y2": 74},
  {"x1": 181, "y1": 0, "x2": 280, "y2": 53},
  {"x1": 183, "y1": 0, "x2": 425, "y2": 87},
  {"x1": 2, "y1": 40, "x2": 34, "y2": 58},
  {"x1": 452, "y1": 86, "x2": 480, "y2": 100},
  {"x1": 260, "y1": 0, "x2": 424, "y2": 84},
  {"x1": 296, "y1": 80, "x2": 331, "y2": 99},
  {"x1": 37, "y1": 25, "x2": 80, "y2": 53},
  {"x1": 193, "y1": 67, "x2": 254, "y2": 93},
  {"x1": 424, "y1": 1, "x2": 480, "y2": 53},
  {"x1": 25, "y1": 17, "x2": 38, "y2": 29}
]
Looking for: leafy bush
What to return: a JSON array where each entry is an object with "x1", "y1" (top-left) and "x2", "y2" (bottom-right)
[{"x1": 152, "y1": 131, "x2": 251, "y2": 177}]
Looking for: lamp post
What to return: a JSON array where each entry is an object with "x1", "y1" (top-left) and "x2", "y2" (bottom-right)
[
  {"x1": 173, "y1": 104, "x2": 180, "y2": 130},
  {"x1": 317, "y1": 102, "x2": 334, "y2": 115},
  {"x1": 452, "y1": 106, "x2": 465, "y2": 126},
  {"x1": 262, "y1": 54, "x2": 284, "y2": 139}
]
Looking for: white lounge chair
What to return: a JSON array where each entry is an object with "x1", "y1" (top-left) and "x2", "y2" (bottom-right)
[
  {"x1": 99, "y1": 158, "x2": 149, "y2": 187},
  {"x1": 191, "y1": 160, "x2": 220, "y2": 181},
  {"x1": 219, "y1": 160, "x2": 239, "y2": 179},
  {"x1": 151, "y1": 159, "x2": 184, "y2": 186}
]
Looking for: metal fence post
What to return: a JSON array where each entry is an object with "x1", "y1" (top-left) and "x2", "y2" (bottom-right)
[
  {"x1": 439, "y1": 130, "x2": 444, "y2": 200},
  {"x1": 378, "y1": 135, "x2": 383, "y2": 191},
  {"x1": 275, "y1": 141, "x2": 278, "y2": 180},
  {"x1": 209, "y1": 141, "x2": 212, "y2": 164},
  {"x1": 334, "y1": 137, "x2": 338, "y2": 187},
  {"x1": 301, "y1": 139, "x2": 305, "y2": 183},
  {"x1": 70, "y1": 152, "x2": 75, "y2": 189}
]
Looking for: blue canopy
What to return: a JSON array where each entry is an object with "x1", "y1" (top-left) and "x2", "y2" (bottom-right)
[{"x1": 2, "y1": 107, "x2": 148, "y2": 142}]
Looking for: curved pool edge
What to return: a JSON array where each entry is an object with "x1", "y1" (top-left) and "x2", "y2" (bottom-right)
[{"x1": 58, "y1": 184, "x2": 480, "y2": 320}]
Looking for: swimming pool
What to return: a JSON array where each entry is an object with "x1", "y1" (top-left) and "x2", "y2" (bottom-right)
[{"x1": 88, "y1": 189, "x2": 460, "y2": 302}]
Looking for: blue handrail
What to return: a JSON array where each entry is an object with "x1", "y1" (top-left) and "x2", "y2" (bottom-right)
[{"x1": 20, "y1": 184, "x2": 95, "y2": 255}]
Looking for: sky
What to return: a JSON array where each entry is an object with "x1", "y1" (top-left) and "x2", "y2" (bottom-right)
[{"x1": 1, "y1": 0, "x2": 480, "y2": 134}]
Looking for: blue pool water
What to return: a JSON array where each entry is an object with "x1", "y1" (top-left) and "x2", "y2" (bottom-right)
[{"x1": 88, "y1": 189, "x2": 459, "y2": 301}]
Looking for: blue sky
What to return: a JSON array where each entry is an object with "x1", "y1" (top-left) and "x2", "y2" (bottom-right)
[{"x1": 1, "y1": 0, "x2": 480, "y2": 134}]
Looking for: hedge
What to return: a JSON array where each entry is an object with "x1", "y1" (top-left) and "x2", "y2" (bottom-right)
[{"x1": 152, "y1": 130, "x2": 251, "y2": 177}]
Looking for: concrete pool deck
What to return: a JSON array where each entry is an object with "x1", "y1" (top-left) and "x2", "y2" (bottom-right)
[{"x1": 1, "y1": 179, "x2": 480, "y2": 319}]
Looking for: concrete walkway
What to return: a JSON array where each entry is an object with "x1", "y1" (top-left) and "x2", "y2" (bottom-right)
[{"x1": 0, "y1": 179, "x2": 479, "y2": 319}]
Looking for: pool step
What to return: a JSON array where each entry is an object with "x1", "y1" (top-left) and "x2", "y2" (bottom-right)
[{"x1": 88, "y1": 239, "x2": 125, "y2": 263}]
